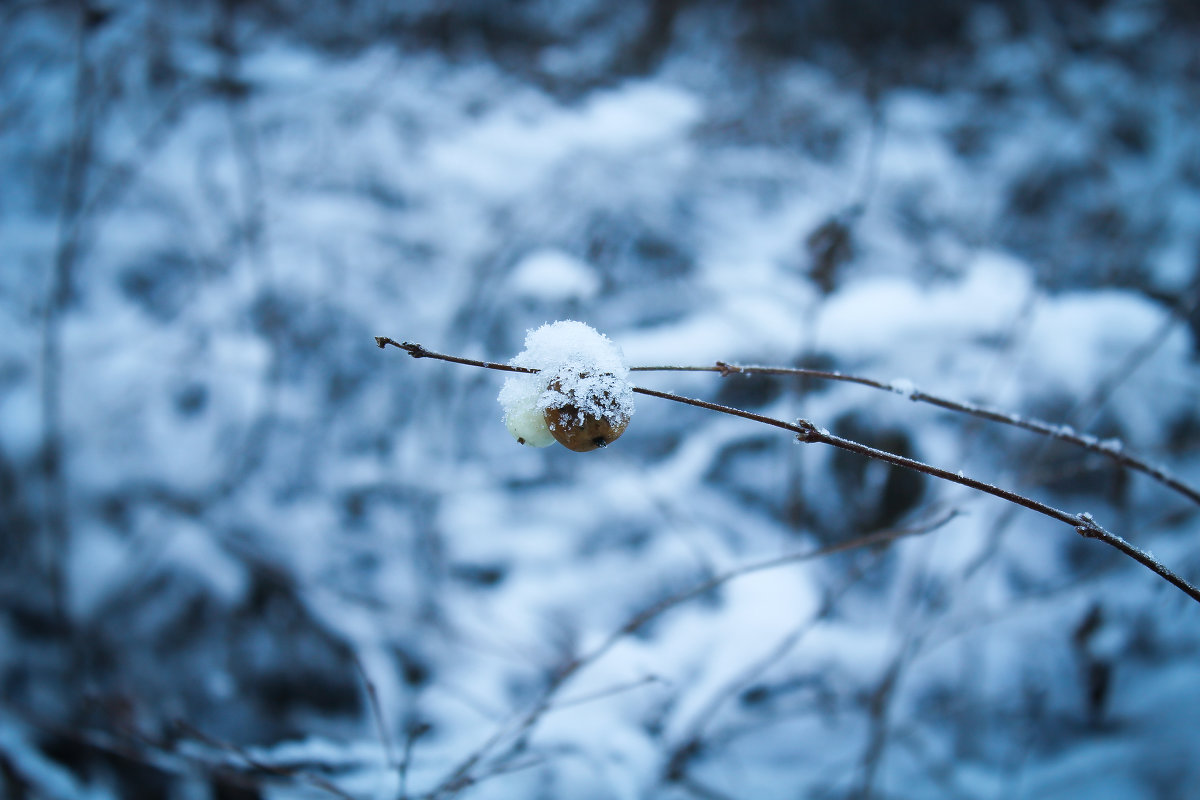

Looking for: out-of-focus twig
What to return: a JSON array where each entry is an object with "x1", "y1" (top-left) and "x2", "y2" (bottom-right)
[
  {"x1": 422, "y1": 512, "x2": 957, "y2": 797},
  {"x1": 399, "y1": 721, "x2": 430, "y2": 800},
  {"x1": 351, "y1": 653, "x2": 397, "y2": 772},
  {"x1": 662, "y1": 555, "x2": 879, "y2": 786},
  {"x1": 174, "y1": 721, "x2": 359, "y2": 800},
  {"x1": 40, "y1": 1, "x2": 96, "y2": 626}
]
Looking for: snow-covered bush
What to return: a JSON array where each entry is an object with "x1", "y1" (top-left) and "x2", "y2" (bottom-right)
[{"x1": 2, "y1": 1, "x2": 1199, "y2": 799}]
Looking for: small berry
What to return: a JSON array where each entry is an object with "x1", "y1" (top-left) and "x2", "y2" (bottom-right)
[
  {"x1": 503, "y1": 397, "x2": 556, "y2": 447},
  {"x1": 498, "y1": 321, "x2": 635, "y2": 452},
  {"x1": 542, "y1": 374, "x2": 631, "y2": 452}
]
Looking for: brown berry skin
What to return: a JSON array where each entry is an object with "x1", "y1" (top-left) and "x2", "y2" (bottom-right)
[
  {"x1": 542, "y1": 374, "x2": 631, "y2": 452},
  {"x1": 543, "y1": 403, "x2": 629, "y2": 452}
]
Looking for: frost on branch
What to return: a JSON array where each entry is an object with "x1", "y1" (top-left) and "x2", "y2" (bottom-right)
[{"x1": 498, "y1": 320, "x2": 634, "y2": 451}]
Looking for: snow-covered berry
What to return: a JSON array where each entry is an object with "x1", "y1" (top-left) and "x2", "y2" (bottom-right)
[
  {"x1": 498, "y1": 321, "x2": 634, "y2": 451},
  {"x1": 500, "y1": 378, "x2": 556, "y2": 447},
  {"x1": 541, "y1": 370, "x2": 631, "y2": 451}
]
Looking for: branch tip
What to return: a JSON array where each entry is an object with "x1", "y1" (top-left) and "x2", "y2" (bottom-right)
[{"x1": 375, "y1": 336, "x2": 431, "y2": 358}]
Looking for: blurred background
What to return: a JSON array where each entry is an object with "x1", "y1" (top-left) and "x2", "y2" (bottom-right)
[{"x1": 3, "y1": 0, "x2": 1200, "y2": 797}]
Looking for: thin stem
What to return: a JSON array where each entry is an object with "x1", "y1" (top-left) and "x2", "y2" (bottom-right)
[
  {"x1": 551, "y1": 675, "x2": 665, "y2": 711},
  {"x1": 426, "y1": 513, "x2": 955, "y2": 798},
  {"x1": 632, "y1": 386, "x2": 800, "y2": 435},
  {"x1": 173, "y1": 721, "x2": 357, "y2": 800},
  {"x1": 665, "y1": 556, "x2": 881, "y2": 782},
  {"x1": 351, "y1": 653, "x2": 397, "y2": 770},
  {"x1": 41, "y1": 0, "x2": 94, "y2": 630},
  {"x1": 376, "y1": 338, "x2": 536, "y2": 374},
  {"x1": 631, "y1": 362, "x2": 1200, "y2": 508},
  {"x1": 400, "y1": 723, "x2": 430, "y2": 800},
  {"x1": 379, "y1": 338, "x2": 1200, "y2": 606},
  {"x1": 639, "y1": 388, "x2": 1200, "y2": 605}
]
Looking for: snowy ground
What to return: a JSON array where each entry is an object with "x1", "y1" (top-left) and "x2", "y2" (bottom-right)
[{"x1": 2, "y1": 1, "x2": 1199, "y2": 798}]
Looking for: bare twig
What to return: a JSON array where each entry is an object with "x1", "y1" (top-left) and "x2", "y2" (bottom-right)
[
  {"x1": 552, "y1": 674, "x2": 666, "y2": 711},
  {"x1": 399, "y1": 722, "x2": 430, "y2": 800},
  {"x1": 39, "y1": 1, "x2": 101, "y2": 630},
  {"x1": 351, "y1": 654, "x2": 397, "y2": 771},
  {"x1": 424, "y1": 513, "x2": 956, "y2": 797},
  {"x1": 378, "y1": 339, "x2": 1200, "y2": 605},
  {"x1": 5, "y1": 712, "x2": 270, "y2": 799},
  {"x1": 663, "y1": 556, "x2": 879, "y2": 784},
  {"x1": 173, "y1": 722, "x2": 359, "y2": 800},
  {"x1": 653, "y1": 390, "x2": 1200, "y2": 604},
  {"x1": 630, "y1": 361, "x2": 1200, "y2": 508},
  {"x1": 1072, "y1": 282, "x2": 1200, "y2": 430},
  {"x1": 375, "y1": 338, "x2": 536, "y2": 374},
  {"x1": 851, "y1": 653, "x2": 906, "y2": 800}
]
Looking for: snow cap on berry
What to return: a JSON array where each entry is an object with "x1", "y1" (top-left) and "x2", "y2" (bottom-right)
[{"x1": 498, "y1": 321, "x2": 634, "y2": 451}]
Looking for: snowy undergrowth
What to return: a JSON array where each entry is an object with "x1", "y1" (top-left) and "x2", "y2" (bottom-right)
[{"x1": 1, "y1": 1, "x2": 1198, "y2": 799}]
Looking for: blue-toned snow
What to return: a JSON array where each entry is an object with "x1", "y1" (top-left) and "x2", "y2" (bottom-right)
[{"x1": 1, "y1": 2, "x2": 1199, "y2": 799}]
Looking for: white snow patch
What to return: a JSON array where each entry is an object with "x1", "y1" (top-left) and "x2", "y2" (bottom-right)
[
  {"x1": 427, "y1": 82, "x2": 700, "y2": 196},
  {"x1": 67, "y1": 524, "x2": 129, "y2": 620},
  {"x1": 509, "y1": 249, "x2": 601, "y2": 302},
  {"x1": 817, "y1": 251, "x2": 1033, "y2": 361},
  {"x1": 161, "y1": 520, "x2": 248, "y2": 605}
]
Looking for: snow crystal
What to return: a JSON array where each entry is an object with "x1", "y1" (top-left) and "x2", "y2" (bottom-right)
[{"x1": 498, "y1": 321, "x2": 634, "y2": 447}]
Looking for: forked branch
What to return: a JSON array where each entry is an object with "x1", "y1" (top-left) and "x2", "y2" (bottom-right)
[
  {"x1": 631, "y1": 361, "x2": 1200, "y2": 507},
  {"x1": 377, "y1": 337, "x2": 1200, "y2": 606},
  {"x1": 426, "y1": 512, "x2": 959, "y2": 798}
]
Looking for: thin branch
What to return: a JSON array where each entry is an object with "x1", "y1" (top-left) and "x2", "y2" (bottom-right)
[
  {"x1": 424, "y1": 513, "x2": 956, "y2": 798},
  {"x1": 351, "y1": 654, "x2": 397, "y2": 771},
  {"x1": 379, "y1": 339, "x2": 1200, "y2": 606},
  {"x1": 380, "y1": 339, "x2": 1200, "y2": 509},
  {"x1": 851, "y1": 653, "x2": 906, "y2": 800},
  {"x1": 663, "y1": 556, "x2": 879, "y2": 782},
  {"x1": 603, "y1": 513, "x2": 956, "y2": 659},
  {"x1": 631, "y1": 362, "x2": 1200, "y2": 508},
  {"x1": 399, "y1": 722, "x2": 430, "y2": 800},
  {"x1": 643, "y1": 388, "x2": 1200, "y2": 605},
  {"x1": 376, "y1": 338, "x2": 536, "y2": 374},
  {"x1": 40, "y1": 0, "x2": 95, "y2": 629},
  {"x1": 551, "y1": 675, "x2": 666, "y2": 711},
  {"x1": 1071, "y1": 282, "x2": 1200, "y2": 430},
  {"x1": 8, "y1": 713, "x2": 272, "y2": 800},
  {"x1": 173, "y1": 722, "x2": 359, "y2": 800}
]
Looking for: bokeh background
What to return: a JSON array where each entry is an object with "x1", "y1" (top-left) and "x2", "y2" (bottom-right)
[{"x1": 3, "y1": 1, "x2": 1200, "y2": 797}]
